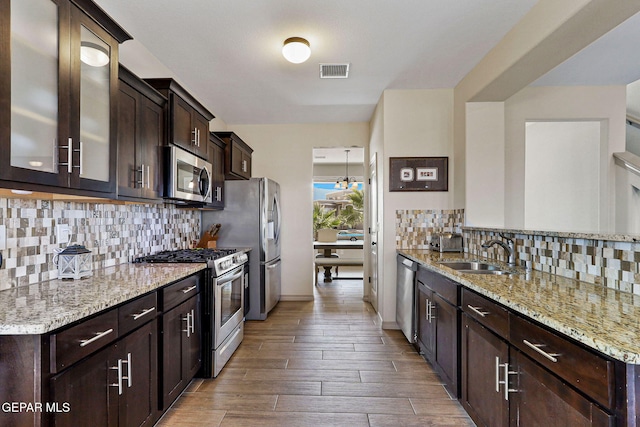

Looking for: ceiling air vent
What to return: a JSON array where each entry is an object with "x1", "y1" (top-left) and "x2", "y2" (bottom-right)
[{"x1": 320, "y1": 63, "x2": 350, "y2": 79}]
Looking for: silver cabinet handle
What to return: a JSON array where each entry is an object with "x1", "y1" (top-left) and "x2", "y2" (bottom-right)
[
  {"x1": 137, "y1": 164, "x2": 145, "y2": 188},
  {"x1": 182, "y1": 311, "x2": 195, "y2": 337},
  {"x1": 198, "y1": 129, "x2": 201, "y2": 146},
  {"x1": 182, "y1": 285, "x2": 197, "y2": 294},
  {"x1": 467, "y1": 304, "x2": 489, "y2": 317},
  {"x1": 425, "y1": 299, "x2": 436, "y2": 323},
  {"x1": 74, "y1": 141, "x2": 83, "y2": 175},
  {"x1": 242, "y1": 159, "x2": 247, "y2": 172},
  {"x1": 60, "y1": 138, "x2": 73, "y2": 173},
  {"x1": 496, "y1": 357, "x2": 517, "y2": 400},
  {"x1": 79, "y1": 328, "x2": 114, "y2": 347},
  {"x1": 147, "y1": 164, "x2": 151, "y2": 189},
  {"x1": 132, "y1": 307, "x2": 156, "y2": 320},
  {"x1": 121, "y1": 352, "x2": 132, "y2": 388},
  {"x1": 495, "y1": 357, "x2": 501, "y2": 393},
  {"x1": 523, "y1": 339, "x2": 560, "y2": 363},
  {"x1": 216, "y1": 186, "x2": 222, "y2": 201},
  {"x1": 109, "y1": 358, "x2": 123, "y2": 395}
]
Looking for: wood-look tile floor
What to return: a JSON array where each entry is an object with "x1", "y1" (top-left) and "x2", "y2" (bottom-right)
[{"x1": 157, "y1": 277, "x2": 475, "y2": 427}]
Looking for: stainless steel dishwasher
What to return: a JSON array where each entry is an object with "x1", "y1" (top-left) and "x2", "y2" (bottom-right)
[{"x1": 396, "y1": 254, "x2": 418, "y2": 343}]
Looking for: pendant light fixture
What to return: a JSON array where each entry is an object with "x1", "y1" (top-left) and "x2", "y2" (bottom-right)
[
  {"x1": 335, "y1": 149, "x2": 358, "y2": 190},
  {"x1": 282, "y1": 37, "x2": 311, "y2": 64}
]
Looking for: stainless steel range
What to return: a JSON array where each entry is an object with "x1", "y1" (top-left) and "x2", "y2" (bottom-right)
[{"x1": 136, "y1": 248, "x2": 248, "y2": 377}]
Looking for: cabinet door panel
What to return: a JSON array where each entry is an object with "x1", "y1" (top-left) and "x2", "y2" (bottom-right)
[
  {"x1": 434, "y1": 294, "x2": 458, "y2": 396},
  {"x1": 140, "y1": 97, "x2": 163, "y2": 199},
  {"x1": 161, "y1": 301, "x2": 186, "y2": 409},
  {"x1": 120, "y1": 320, "x2": 158, "y2": 427},
  {"x1": 192, "y1": 112, "x2": 208, "y2": 158},
  {"x1": 184, "y1": 295, "x2": 202, "y2": 380},
  {"x1": 68, "y1": 7, "x2": 117, "y2": 193},
  {"x1": 50, "y1": 344, "x2": 118, "y2": 427},
  {"x1": 1, "y1": 0, "x2": 68, "y2": 187},
  {"x1": 510, "y1": 350, "x2": 614, "y2": 427},
  {"x1": 172, "y1": 95, "x2": 195, "y2": 153},
  {"x1": 117, "y1": 81, "x2": 139, "y2": 198},
  {"x1": 416, "y1": 283, "x2": 433, "y2": 357},
  {"x1": 461, "y1": 314, "x2": 509, "y2": 427}
]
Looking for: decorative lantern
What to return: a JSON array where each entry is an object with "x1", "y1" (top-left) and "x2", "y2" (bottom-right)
[{"x1": 55, "y1": 245, "x2": 92, "y2": 280}]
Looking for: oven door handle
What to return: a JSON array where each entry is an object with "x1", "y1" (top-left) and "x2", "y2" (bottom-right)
[{"x1": 218, "y1": 269, "x2": 244, "y2": 285}]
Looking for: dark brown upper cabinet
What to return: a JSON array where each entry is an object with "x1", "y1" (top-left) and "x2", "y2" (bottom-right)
[
  {"x1": 0, "y1": 0, "x2": 131, "y2": 195},
  {"x1": 117, "y1": 66, "x2": 166, "y2": 201},
  {"x1": 144, "y1": 78, "x2": 214, "y2": 160},
  {"x1": 214, "y1": 131, "x2": 253, "y2": 180},
  {"x1": 206, "y1": 132, "x2": 226, "y2": 209}
]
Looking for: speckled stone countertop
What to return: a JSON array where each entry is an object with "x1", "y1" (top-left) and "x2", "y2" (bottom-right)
[
  {"x1": 399, "y1": 249, "x2": 640, "y2": 364},
  {"x1": 462, "y1": 225, "x2": 640, "y2": 243},
  {"x1": 0, "y1": 263, "x2": 206, "y2": 335}
]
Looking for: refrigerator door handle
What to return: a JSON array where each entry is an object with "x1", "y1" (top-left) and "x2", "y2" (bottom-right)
[{"x1": 273, "y1": 193, "x2": 282, "y2": 244}]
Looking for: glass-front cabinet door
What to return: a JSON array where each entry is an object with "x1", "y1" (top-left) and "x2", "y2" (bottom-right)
[
  {"x1": 1, "y1": 0, "x2": 68, "y2": 187},
  {"x1": 69, "y1": 8, "x2": 118, "y2": 191},
  {"x1": 0, "y1": 0, "x2": 128, "y2": 193}
]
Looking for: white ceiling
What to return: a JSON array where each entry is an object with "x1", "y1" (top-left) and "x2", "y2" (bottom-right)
[
  {"x1": 94, "y1": 0, "x2": 538, "y2": 125},
  {"x1": 532, "y1": 10, "x2": 640, "y2": 87}
]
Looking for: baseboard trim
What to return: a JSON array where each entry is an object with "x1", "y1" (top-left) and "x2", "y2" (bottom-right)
[
  {"x1": 279, "y1": 295, "x2": 314, "y2": 302},
  {"x1": 381, "y1": 320, "x2": 400, "y2": 330}
]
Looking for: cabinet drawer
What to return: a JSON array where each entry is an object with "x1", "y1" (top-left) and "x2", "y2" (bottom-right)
[
  {"x1": 417, "y1": 267, "x2": 459, "y2": 305},
  {"x1": 510, "y1": 313, "x2": 615, "y2": 409},
  {"x1": 119, "y1": 292, "x2": 158, "y2": 336},
  {"x1": 462, "y1": 289, "x2": 508, "y2": 338},
  {"x1": 50, "y1": 309, "x2": 118, "y2": 373},
  {"x1": 162, "y1": 273, "x2": 201, "y2": 312}
]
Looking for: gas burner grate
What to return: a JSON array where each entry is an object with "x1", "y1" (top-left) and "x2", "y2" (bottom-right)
[{"x1": 135, "y1": 248, "x2": 237, "y2": 263}]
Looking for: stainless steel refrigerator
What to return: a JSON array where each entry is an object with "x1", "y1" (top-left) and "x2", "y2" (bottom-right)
[{"x1": 202, "y1": 178, "x2": 282, "y2": 320}]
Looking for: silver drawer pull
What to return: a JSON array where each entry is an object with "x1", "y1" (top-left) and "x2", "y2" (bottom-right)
[
  {"x1": 523, "y1": 339, "x2": 560, "y2": 363},
  {"x1": 132, "y1": 307, "x2": 156, "y2": 320},
  {"x1": 182, "y1": 285, "x2": 197, "y2": 294},
  {"x1": 79, "y1": 328, "x2": 114, "y2": 347},
  {"x1": 467, "y1": 304, "x2": 489, "y2": 317}
]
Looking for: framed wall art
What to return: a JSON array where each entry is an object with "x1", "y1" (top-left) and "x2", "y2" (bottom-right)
[{"x1": 389, "y1": 157, "x2": 448, "y2": 191}]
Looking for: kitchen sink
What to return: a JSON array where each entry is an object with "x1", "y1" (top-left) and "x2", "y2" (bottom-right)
[{"x1": 438, "y1": 261, "x2": 510, "y2": 275}]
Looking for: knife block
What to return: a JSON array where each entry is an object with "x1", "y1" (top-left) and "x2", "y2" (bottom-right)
[{"x1": 196, "y1": 234, "x2": 218, "y2": 249}]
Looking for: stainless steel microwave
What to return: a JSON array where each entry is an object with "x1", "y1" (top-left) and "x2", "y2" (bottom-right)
[{"x1": 165, "y1": 145, "x2": 212, "y2": 203}]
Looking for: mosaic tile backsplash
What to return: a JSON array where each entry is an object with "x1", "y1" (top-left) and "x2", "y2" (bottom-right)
[
  {"x1": 0, "y1": 198, "x2": 200, "y2": 290},
  {"x1": 395, "y1": 209, "x2": 465, "y2": 249},
  {"x1": 463, "y1": 228, "x2": 640, "y2": 295}
]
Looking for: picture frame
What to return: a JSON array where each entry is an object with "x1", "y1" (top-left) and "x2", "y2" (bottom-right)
[{"x1": 389, "y1": 157, "x2": 448, "y2": 191}]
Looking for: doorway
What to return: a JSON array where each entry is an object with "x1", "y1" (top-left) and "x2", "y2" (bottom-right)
[{"x1": 312, "y1": 147, "x2": 366, "y2": 296}]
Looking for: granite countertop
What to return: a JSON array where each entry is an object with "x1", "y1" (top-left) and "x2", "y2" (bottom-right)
[
  {"x1": 0, "y1": 263, "x2": 206, "y2": 335},
  {"x1": 399, "y1": 249, "x2": 640, "y2": 364}
]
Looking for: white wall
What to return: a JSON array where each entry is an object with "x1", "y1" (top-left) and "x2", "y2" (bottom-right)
[
  {"x1": 504, "y1": 86, "x2": 626, "y2": 231},
  {"x1": 372, "y1": 89, "x2": 454, "y2": 327},
  {"x1": 465, "y1": 102, "x2": 505, "y2": 227},
  {"x1": 524, "y1": 121, "x2": 601, "y2": 232},
  {"x1": 229, "y1": 123, "x2": 369, "y2": 300}
]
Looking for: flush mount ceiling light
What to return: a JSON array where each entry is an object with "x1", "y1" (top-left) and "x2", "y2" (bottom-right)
[
  {"x1": 80, "y1": 41, "x2": 109, "y2": 67},
  {"x1": 282, "y1": 37, "x2": 310, "y2": 64}
]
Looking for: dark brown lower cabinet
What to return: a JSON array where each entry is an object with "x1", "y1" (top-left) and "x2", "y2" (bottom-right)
[
  {"x1": 510, "y1": 350, "x2": 614, "y2": 427},
  {"x1": 50, "y1": 320, "x2": 157, "y2": 427},
  {"x1": 461, "y1": 288, "x2": 617, "y2": 427},
  {"x1": 461, "y1": 313, "x2": 509, "y2": 427},
  {"x1": 416, "y1": 273, "x2": 459, "y2": 397},
  {"x1": 161, "y1": 295, "x2": 201, "y2": 409}
]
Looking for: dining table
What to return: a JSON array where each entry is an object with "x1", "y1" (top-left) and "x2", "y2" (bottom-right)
[{"x1": 313, "y1": 240, "x2": 364, "y2": 282}]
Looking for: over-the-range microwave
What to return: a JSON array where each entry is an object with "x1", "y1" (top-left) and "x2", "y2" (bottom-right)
[{"x1": 164, "y1": 145, "x2": 212, "y2": 204}]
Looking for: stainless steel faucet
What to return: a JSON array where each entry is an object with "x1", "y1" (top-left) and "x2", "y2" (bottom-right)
[{"x1": 481, "y1": 234, "x2": 516, "y2": 267}]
